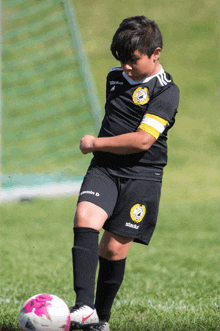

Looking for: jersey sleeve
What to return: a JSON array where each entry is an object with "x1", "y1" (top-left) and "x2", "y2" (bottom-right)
[
  {"x1": 138, "y1": 84, "x2": 179, "y2": 139},
  {"x1": 106, "y1": 67, "x2": 123, "y2": 100},
  {"x1": 106, "y1": 73, "x2": 111, "y2": 100}
]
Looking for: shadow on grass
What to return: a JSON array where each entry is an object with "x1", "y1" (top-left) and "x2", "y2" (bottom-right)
[{"x1": 0, "y1": 325, "x2": 20, "y2": 331}]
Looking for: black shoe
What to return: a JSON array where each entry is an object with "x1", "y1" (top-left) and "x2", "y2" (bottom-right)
[{"x1": 87, "y1": 321, "x2": 110, "y2": 331}]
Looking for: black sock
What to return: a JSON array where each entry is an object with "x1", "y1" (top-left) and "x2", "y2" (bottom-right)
[
  {"x1": 72, "y1": 227, "x2": 99, "y2": 309},
  {"x1": 95, "y1": 256, "x2": 126, "y2": 321}
]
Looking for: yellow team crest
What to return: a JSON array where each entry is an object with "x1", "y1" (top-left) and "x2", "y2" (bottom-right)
[
  {"x1": 132, "y1": 87, "x2": 150, "y2": 106},
  {"x1": 130, "y1": 204, "x2": 146, "y2": 223}
]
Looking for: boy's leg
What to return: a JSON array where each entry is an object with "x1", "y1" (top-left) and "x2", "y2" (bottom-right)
[
  {"x1": 95, "y1": 231, "x2": 133, "y2": 322},
  {"x1": 70, "y1": 202, "x2": 108, "y2": 329},
  {"x1": 74, "y1": 201, "x2": 109, "y2": 231},
  {"x1": 93, "y1": 178, "x2": 162, "y2": 327},
  {"x1": 70, "y1": 166, "x2": 118, "y2": 329},
  {"x1": 72, "y1": 227, "x2": 99, "y2": 309}
]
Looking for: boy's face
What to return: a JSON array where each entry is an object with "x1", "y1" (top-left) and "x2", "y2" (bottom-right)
[{"x1": 120, "y1": 49, "x2": 161, "y2": 81}]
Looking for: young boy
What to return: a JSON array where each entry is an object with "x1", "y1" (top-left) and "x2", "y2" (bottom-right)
[{"x1": 70, "y1": 16, "x2": 179, "y2": 331}]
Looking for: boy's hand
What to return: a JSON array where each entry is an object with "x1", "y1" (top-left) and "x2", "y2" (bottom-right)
[{"x1": 80, "y1": 135, "x2": 96, "y2": 154}]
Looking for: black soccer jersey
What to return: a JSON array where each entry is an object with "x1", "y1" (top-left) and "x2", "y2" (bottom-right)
[{"x1": 92, "y1": 66, "x2": 179, "y2": 180}]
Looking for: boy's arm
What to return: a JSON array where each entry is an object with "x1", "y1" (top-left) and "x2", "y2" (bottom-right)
[{"x1": 79, "y1": 129, "x2": 156, "y2": 155}]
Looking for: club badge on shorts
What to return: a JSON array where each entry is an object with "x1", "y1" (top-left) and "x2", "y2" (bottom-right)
[
  {"x1": 130, "y1": 204, "x2": 146, "y2": 223},
  {"x1": 132, "y1": 87, "x2": 150, "y2": 106}
]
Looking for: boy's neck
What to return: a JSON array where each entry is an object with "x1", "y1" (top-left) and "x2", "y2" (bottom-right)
[{"x1": 123, "y1": 65, "x2": 163, "y2": 85}]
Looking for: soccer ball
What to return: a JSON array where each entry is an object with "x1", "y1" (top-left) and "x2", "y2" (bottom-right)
[{"x1": 18, "y1": 293, "x2": 71, "y2": 331}]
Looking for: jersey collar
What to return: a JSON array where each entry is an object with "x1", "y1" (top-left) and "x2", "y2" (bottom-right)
[{"x1": 122, "y1": 65, "x2": 164, "y2": 85}]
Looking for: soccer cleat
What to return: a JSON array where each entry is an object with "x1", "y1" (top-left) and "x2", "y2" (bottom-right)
[
  {"x1": 88, "y1": 321, "x2": 110, "y2": 331},
  {"x1": 70, "y1": 304, "x2": 99, "y2": 330}
]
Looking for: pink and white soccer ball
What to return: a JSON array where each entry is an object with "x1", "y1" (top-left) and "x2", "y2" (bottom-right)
[{"x1": 18, "y1": 293, "x2": 71, "y2": 331}]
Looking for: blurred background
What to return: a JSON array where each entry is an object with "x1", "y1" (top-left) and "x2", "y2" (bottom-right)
[
  {"x1": 1, "y1": 1, "x2": 218, "y2": 329},
  {"x1": 1, "y1": 0, "x2": 218, "y2": 204}
]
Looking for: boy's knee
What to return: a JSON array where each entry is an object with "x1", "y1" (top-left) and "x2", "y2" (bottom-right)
[
  {"x1": 99, "y1": 232, "x2": 133, "y2": 261},
  {"x1": 100, "y1": 242, "x2": 120, "y2": 260},
  {"x1": 74, "y1": 205, "x2": 87, "y2": 225},
  {"x1": 74, "y1": 201, "x2": 108, "y2": 231}
]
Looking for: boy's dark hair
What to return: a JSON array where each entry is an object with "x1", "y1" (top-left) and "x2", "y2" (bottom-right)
[{"x1": 111, "y1": 16, "x2": 163, "y2": 63}]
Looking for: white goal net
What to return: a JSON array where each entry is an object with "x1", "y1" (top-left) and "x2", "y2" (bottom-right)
[{"x1": 1, "y1": 0, "x2": 102, "y2": 202}]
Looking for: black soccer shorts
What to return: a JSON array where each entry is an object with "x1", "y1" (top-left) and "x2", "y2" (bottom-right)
[{"x1": 77, "y1": 165, "x2": 162, "y2": 245}]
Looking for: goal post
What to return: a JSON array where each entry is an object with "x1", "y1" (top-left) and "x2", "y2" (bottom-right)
[
  {"x1": 1, "y1": 0, "x2": 102, "y2": 202},
  {"x1": 64, "y1": 0, "x2": 101, "y2": 133}
]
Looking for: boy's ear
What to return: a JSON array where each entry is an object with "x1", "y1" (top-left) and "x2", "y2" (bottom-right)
[{"x1": 153, "y1": 47, "x2": 162, "y2": 57}]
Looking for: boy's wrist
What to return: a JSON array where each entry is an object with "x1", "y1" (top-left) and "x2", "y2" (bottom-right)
[{"x1": 93, "y1": 137, "x2": 101, "y2": 151}]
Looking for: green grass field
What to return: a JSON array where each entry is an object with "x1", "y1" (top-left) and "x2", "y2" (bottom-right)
[
  {"x1": 1, "y1": 0, "x2": 219, "y2": 330},
  {"x1": 0, "y1": 198, "x2": 218, "y2": 330}
]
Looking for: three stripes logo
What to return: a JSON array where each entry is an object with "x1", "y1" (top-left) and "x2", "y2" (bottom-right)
[{"x1": 157, "y1": 73, "x2": 172, "y2": 86}]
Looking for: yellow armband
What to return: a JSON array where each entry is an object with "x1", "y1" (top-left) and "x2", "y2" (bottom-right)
[{"x1": 139, "y1": 114, "x2": 168, "y2": 139}]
